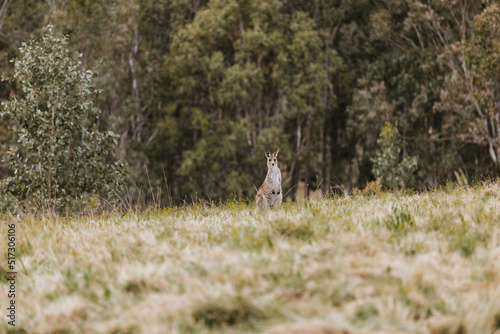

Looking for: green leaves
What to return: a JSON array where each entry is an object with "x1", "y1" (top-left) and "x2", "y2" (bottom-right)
[
  {"x1": 435, "y1": 3, "x2": 500, "y2": 171},
  {"x1": 1, "y1": 0, "x2": 498, "y2": 203},
  {"x1": 371, "y1": 122, "x2": 418, "y2": 189},
  {"x1": 0, "y1": 26, "x2": 124, "y2": 212},
  {"x1": 161, "y1": 0, "x2": 343, "y2": 199}
]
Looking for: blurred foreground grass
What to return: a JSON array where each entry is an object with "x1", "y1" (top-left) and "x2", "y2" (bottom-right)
[{"x1": 1, "y1": 183, "x2": 500, "y2": 333}]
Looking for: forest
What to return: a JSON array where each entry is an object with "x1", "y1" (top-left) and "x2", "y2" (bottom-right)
[{"x1": 0, "y1": 0, "x2": 499, "y2": 207}]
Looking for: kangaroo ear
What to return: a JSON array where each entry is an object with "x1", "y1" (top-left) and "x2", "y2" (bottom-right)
[
  {"x1": 273, "y1": 149, "x2": 279, "y2": 157},
  {"x1": 265, "y1": 152, "x2": 271, "y2": 158}
]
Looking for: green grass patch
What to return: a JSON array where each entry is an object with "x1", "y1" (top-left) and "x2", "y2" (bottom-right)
[
  {"x1": 192, "y1": 296, "x2": 269, "y2": 329},
  {"x1": 353, "y1": 303, "x2": 379, "y2": 322},
  {"x1": 383, "y1": 208, "x2": 415, "y2": 234},
  {"x1": 271, "y1": 218, "x2": 316, "y2": 242}
]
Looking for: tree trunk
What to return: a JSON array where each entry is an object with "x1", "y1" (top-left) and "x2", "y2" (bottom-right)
[
  {"x1": 304, "y1": 114, "x2": 313, "y2": 198},
  {"x1": 288, "y1": 118, "x2": 303, "y2": 201},
  {"x1": 0, "y1": 0, "x2": 12, "y2": 31},
  {"x1": 320, "y1": 116, "x2": 326, "y2": 193}
]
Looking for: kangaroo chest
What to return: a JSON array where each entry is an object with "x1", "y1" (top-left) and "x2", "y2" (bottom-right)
[{"x1": 266, "y1": 169, "x2": 281, "y2": 190}]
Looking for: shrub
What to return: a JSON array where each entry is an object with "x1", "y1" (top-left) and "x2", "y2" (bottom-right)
[
  {"x1": 371, "y1": 122, "x2": 418, "y2": 189},
  {"x1": 0, "y1": 26, "x2": 124, "y2": 212},
  {"x1": 0, "y1": 177, "x2": 18, "y2": 212}
]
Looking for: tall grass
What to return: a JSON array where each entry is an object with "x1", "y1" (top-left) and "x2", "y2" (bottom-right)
[{"x1": 1, "y1": 182, "x2": 500, "y2": 333}]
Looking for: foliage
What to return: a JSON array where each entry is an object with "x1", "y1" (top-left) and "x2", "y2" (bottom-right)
[
  {"x1": 0, "y1": 178, "x2": 17, "y2": 212},
  {"x1": 436, "y1": 4, "x2": 500, "y2": 172},
  {"x1": 0, "y1": 0, "x2": 50, "y2": 181},
  {"x1": 0, "y1": 0, "x2": 498, "y2": 203},
  {"x1": 371, "y1": 122, "x2": 418, "y2": 189},
  {"x1": 0, "y1": 26, "x2": 124, "y2": 211},
  {"x1": 160, "y1": 0, "x2": 342, "y2": 199}
]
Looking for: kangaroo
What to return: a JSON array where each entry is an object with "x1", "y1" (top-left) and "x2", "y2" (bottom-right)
[{"x1": 256, "y1": 149, "x2": 282, "y2": 209}]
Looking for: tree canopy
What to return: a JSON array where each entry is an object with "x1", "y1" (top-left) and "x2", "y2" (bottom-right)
[{"x1": 0, "y1": 0, "x2": 497, "y2": 206}]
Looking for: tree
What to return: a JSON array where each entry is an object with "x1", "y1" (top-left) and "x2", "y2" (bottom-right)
[
  {"x1": 0, "y1": 0, "x2": 494, "y2": 204},
  {"x1": 437, "y1": 4, "x2": 500, "y2": 174},
  {"x1": 371, "y1": 122, "x2": 418, "y2": 189},
  {"x1": 50, "y1": 0, "x2": 205, "y2": 203},
  {"x1": 162, "y1": 0, "x2": 342, "y2": 200},
  {"x1": 429, "y1": 2, "x2": 499, "y2": 182},
  {"x1": 0, "y1": 0, "x2": 50, "y2": 182},
  {"x1": 0, "y1": 26, "x2": 124, "y2": 211}
]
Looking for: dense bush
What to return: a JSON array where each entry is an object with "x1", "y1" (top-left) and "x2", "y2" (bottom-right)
[
  {"x1": 371, "y1": 123, "x2": 418, "y2": 189},
  {"x1": 0, "y1": 26, "x2": 124, "y2": 212}
]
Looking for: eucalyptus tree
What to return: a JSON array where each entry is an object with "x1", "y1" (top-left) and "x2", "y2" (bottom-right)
[
  {"x1": 53, "y1": 0, "x2": 205, "y2": 203},
  {"x1": 436, "y1": 3, "x2": 500, "y2": 175},
  {"x1": 163, "y1": 0, "x2": 342, "y2": 199}
]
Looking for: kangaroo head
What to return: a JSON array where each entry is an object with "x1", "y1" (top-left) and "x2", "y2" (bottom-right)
[{"x1": 265, "y1": 149, "x2": 279, "y2": 169}]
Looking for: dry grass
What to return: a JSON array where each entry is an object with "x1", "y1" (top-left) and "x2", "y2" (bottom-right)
[{"x1": 2, "y1": 183, "x2": 500, "y2": 333}]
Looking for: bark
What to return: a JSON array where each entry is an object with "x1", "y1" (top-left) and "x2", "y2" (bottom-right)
[
  {"x1": 0, "y1": 0, "x2": 11, "y2": 31},
  {"x1": 304, "y1": 114, "x2": 313, "y2": 198}
]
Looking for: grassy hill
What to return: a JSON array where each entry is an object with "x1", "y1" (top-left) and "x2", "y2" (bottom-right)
[{"x1": 2, "y1": 183, "x2": 500, "y2": 333}]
